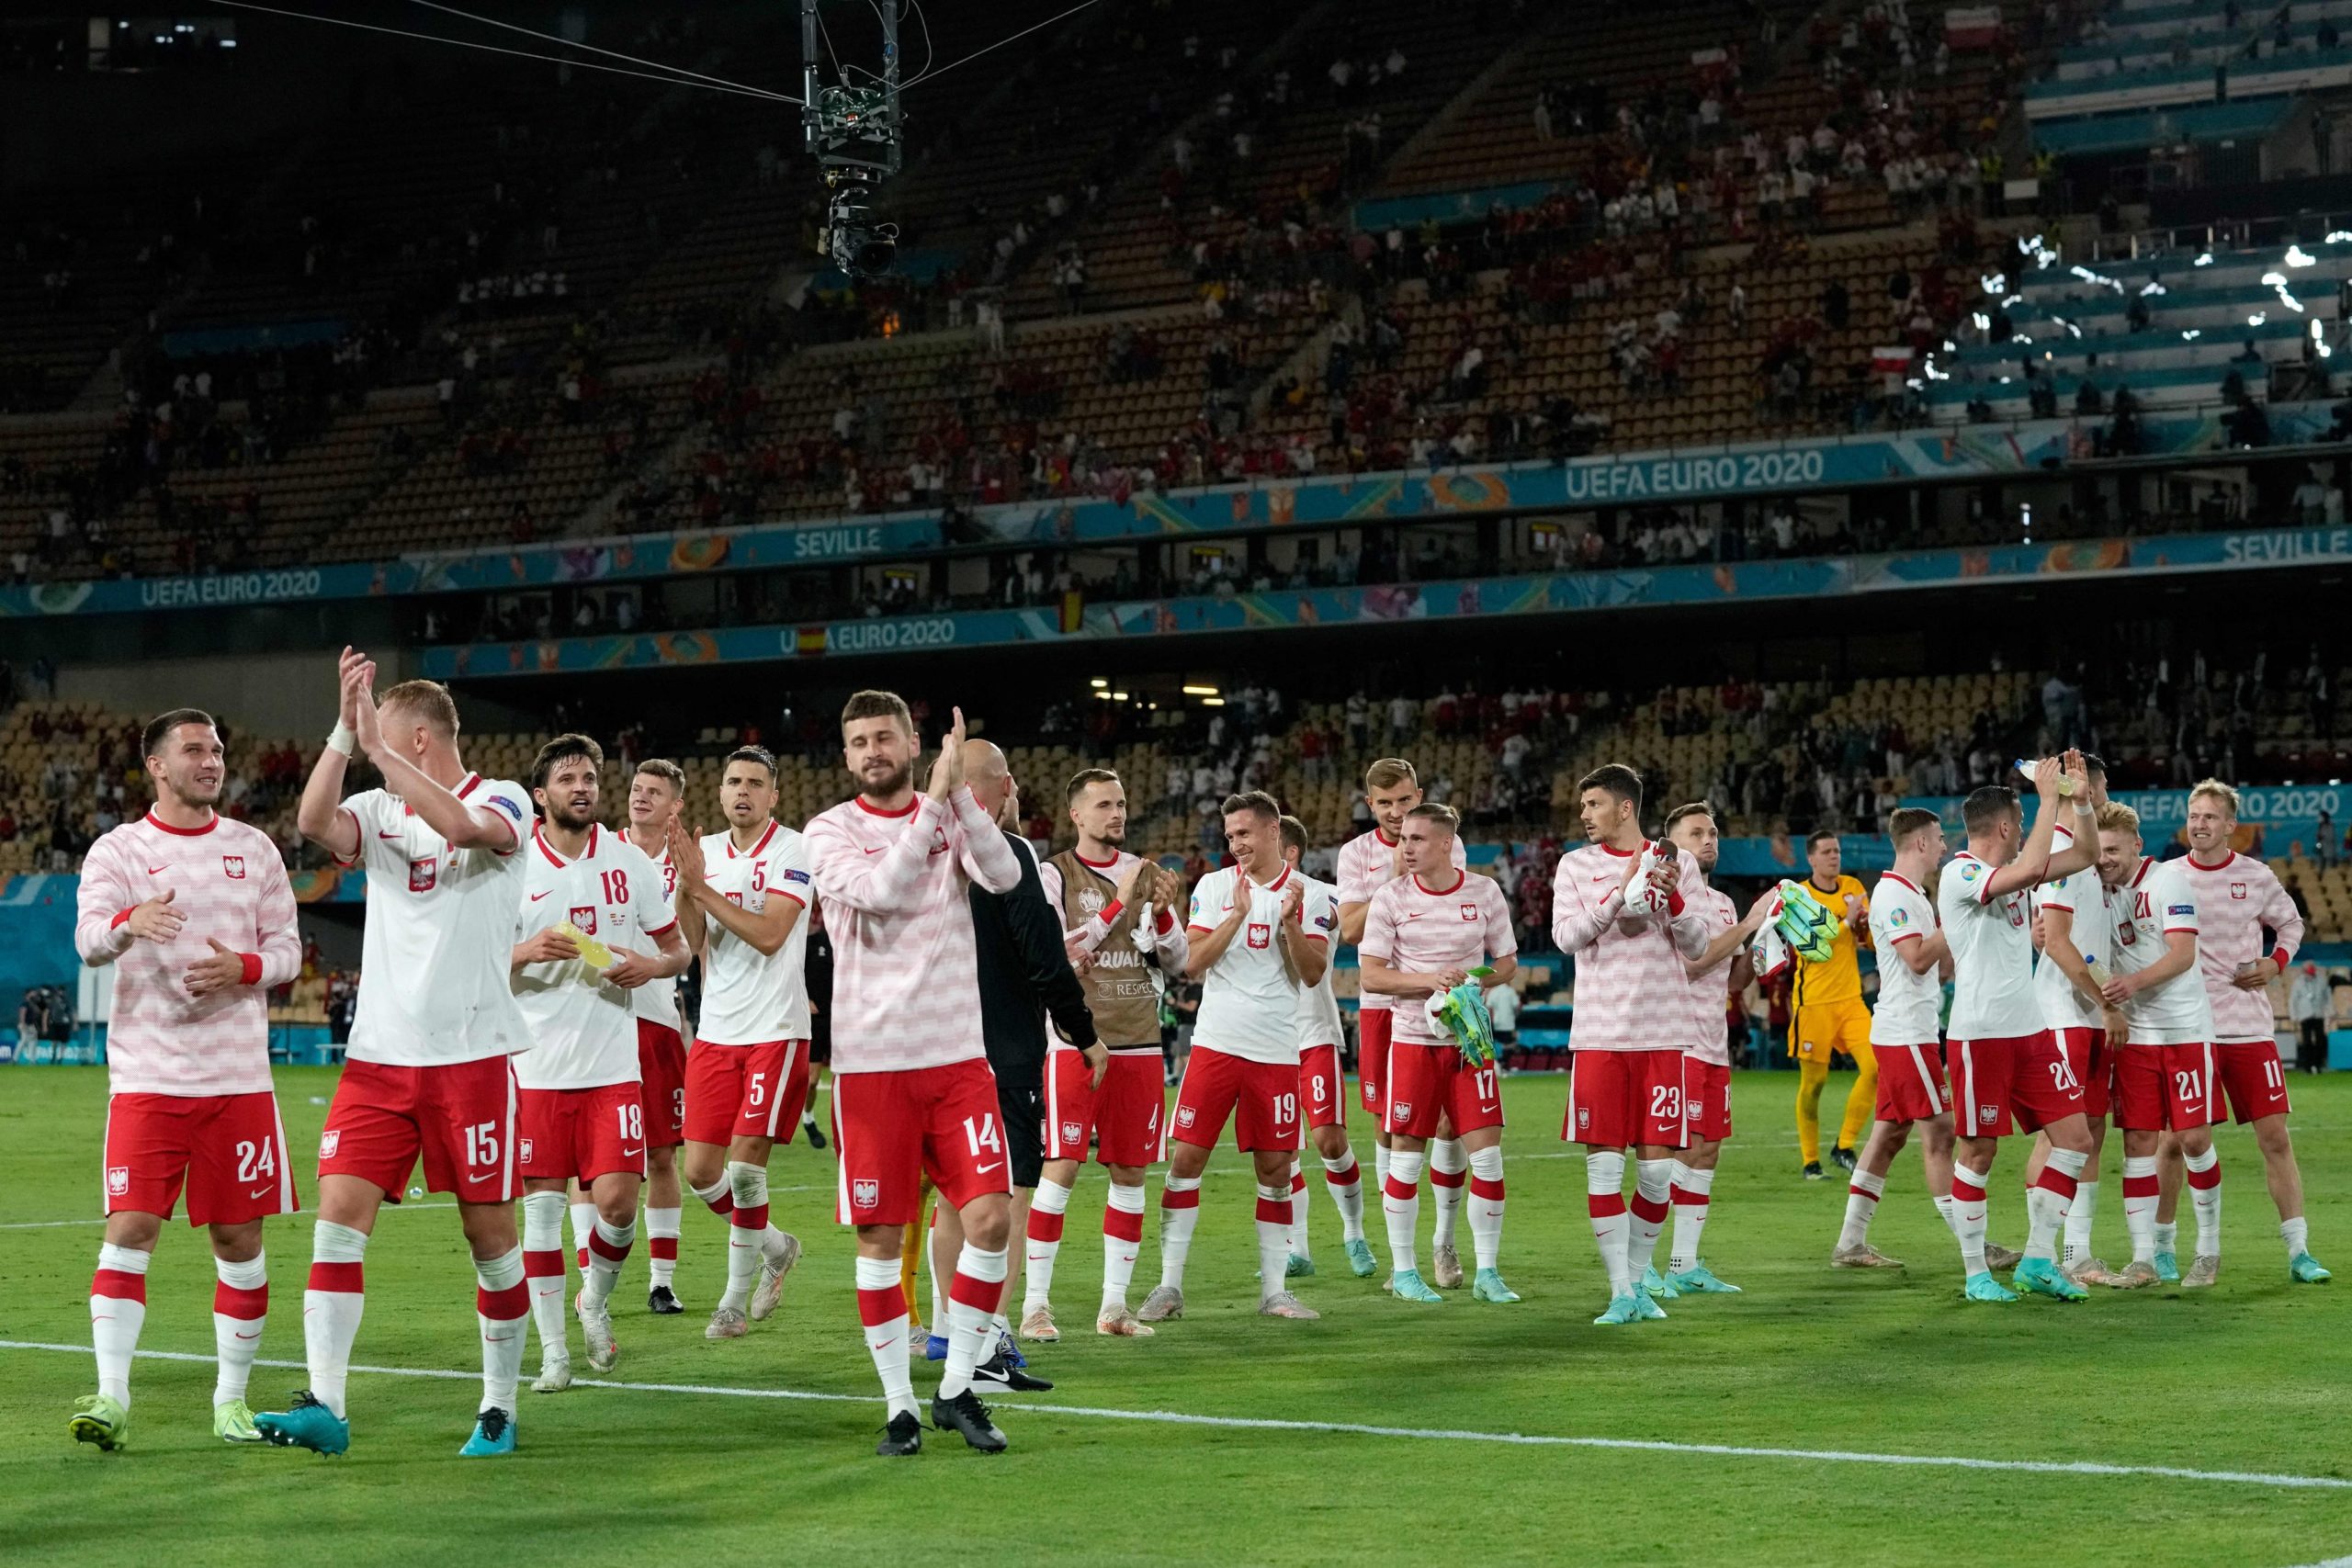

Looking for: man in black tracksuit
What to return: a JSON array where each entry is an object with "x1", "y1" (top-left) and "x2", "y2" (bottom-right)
[{"x1": 932, "y1": 738, "x2": 1099, "y2": 1389}]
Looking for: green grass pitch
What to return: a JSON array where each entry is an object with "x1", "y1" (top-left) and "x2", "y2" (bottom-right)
[{"x1": 4, "y1": 1066, "x2": 2350, "y2": 1566}]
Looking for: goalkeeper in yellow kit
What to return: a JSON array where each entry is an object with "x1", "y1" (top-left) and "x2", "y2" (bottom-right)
[{"x1": 1790, "y1": 830, "x2": 1875, "y2": 1178}]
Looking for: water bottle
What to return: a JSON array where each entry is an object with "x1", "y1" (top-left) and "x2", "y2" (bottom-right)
[{"x1": 2014, "y1": 757, "x2": 2077, "y2": 795}]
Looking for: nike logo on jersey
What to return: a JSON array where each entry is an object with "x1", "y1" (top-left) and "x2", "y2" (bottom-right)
[
  {"x1": 146, "y1": 864, "x2": 169, "y2": 874},
  {"x1": 530, "y1": 891, "x2": 551, "y2": 901},
  {"x1": 378, "y1": 830, "x2": 401, "y2": 840}
]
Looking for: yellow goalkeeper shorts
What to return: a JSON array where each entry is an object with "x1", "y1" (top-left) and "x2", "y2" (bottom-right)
[{"x1": 1792, "y1": 999, "x2": 1874, "y2": 1066}]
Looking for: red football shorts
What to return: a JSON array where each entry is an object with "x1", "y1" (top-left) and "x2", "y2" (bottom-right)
[
  {"x1": 2215, "y1": 1039, "x2": 2292, "y2": 1123},
  {"x1": 1947, "y1": 1032, "x2": 2082, "y2": 1138},
  {"x1": 638, "y1": 1020, "x2": 688, "y2": 1149},
  {"x1": 318, "y1": 1055, "x2": 518, "y2": 1203},
  {"x1": 518, "y1": 1082, "x2": 649, "y2": 1184},
  {"x1": 1171, "y1": 1044, "x2": 1301, "y2": 1154},
  {"x1": 1045, "y1": 1048, "x2": 1166, "y2": 1168},
  {"x1": 1299, "y1": 1043, "x2": 1347, "y2": 1131},
  {"x1": 1357, "y1": 1009, "x2": 1393, "y2": 1117},
  {"x1": 684, "y1": 1038, "x2": 809, "y2": 1145},
  {"x1": 103, "y1": 1091, "x2": 300, "y2": 1227},
  {"x1": 2053, "y1": 1026, "x2": 2113, "y2": 1120},
  {"x1": 1562, "y1": 1048, "x2": 1690, "y2": 1149},
  {"x1": 1681, "y1": 1059, "x2": 1732, "y2": 1143},
  {"x1": 2113, "y1": 1041, "x2": 2222, "y2": 1131},
  {"x1": 1872, "y1": 1042, "x2": 1950, "y2": 1124},
  {"x1": 1384, "y1": 1038, "x2": 1503, "y2": 1139},
  {"x1": 832, "y1": 1056, "x2": 1010, "y2": 1226}
]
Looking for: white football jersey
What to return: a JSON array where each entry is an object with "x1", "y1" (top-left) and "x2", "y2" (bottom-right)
[
  {"x1": 1936, "y1": 851, "x2": 2041, "y2": 1041},
  {"x1": 2030, "y1": 826, "x2": 2109, "y2": 1033},
  {"x1": 2108, "y1": 857, "x2": 2213, "y2": 1044},
  {"x1": 513, "y1": 825, "x2": 675, "y2": 1089},
  {"x1": 1868, "y1": 872, "x2": 1943, "y2": 1044},
  {"x1": 342, "y1": 774, "x2": 535, "y2": 1066},
  {"x1": 694, "y1": 821, "x2": 813, "y2": 1045},
  {"x1": 1188, "y1": 863, "x2": 1321, "y2": 1065},
  {"x1": 1291, "y1": 873, "x2": 1345, "y2": 1046},
  {"x1": 624, "y1": 828, "x2": 687, "y2": 1032}
]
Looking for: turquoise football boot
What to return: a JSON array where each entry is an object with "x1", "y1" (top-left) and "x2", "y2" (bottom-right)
[
  {"x1": 1669, "y1": 1262, "x2": 1743, "y2": 1294},
  {"x1": 1388, "y1": 1269, "x2": 1443, "y2": 1303},
  {"x1": 1470, "y1": 1268, "x2": 1520, "y2": 1303},
  {"x1": 1962, "y1": 1271, "x2": 2018, "y2": 1303},
  {"x1": 2290, "y1": 1251, "x2": 2332, "y2": 1283},
  {"x1": 458, "y1": 1407, "x2": 516, "y2": 1457},
  {"x1": 254, "y1": 1392, "x2": 349, "y2": 1456}
]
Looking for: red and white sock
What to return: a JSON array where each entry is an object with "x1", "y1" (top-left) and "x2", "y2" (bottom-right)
[
  {"x1": 645, "y1": 1206, "x2": 682, "y2": 1289},
  {"x1": 1286, "y1": 1159, "x2": 1311, "y2": 1261},
  {"x1": 1838, "y1": 1168, "x2": 1885, "y2": 1252},
  {"x1": 1254, "y1": 1183, "x2": 1291, "y2": 1302},
  {"x1": 939, "y1": 1243, "x2": 1007, "y2": 1399},
  {"x1": 569, "y1": 1200, "x2": 598, "y2": 1274},
  {"x1": 1023, "y1": 1177, "x2": 1072, "y2": 1317},
  {"x1": 854, "y1": 1254, "x2": 917, "y2": 1419},
  {"x1": 691, "y1": 1174, "x2": 734, "y2": 1220},
  {"x1": 1669, "y1": 1160, "x2": 1714, "y2": 1271},
  {"x1": 212, "y1": 1251, "x2": 267, "y2": 1404},
  {"x1": 720, "y1": 1161, "x2": 767, "y2": 1314},
  {"x1": 90, "y1": 1242, "x2": 150, "y2": 1408},
  {"x1": 2122, "y1": 1154, "x2": 2159, "y2": 1261},
  {"x1": 1102, "y1": 1181, "x2": 1146, "y2": 1313},
  {"x1": 1627, "y1": 1157, "x2": 1674, "y2": 1280},
  {"x1": 1429, "y1": 1138, "x2": 1467, "y2": 1251},
  {"x1": 1586, "y1": 1151, "x2": 1632, "y2": 1297},
  {"x1": 585, "y1": 1217, "x2": 635, "y2": 1308},
  {"x1": 1383, "y1": 1147, "x2": 1426, "y2": 1277},
  {"x1": 1951, "y1": 1160, "x2": 1991, "y2": 1275},
  {"x1": 303, "y1": 1220, "x2": 368, "y2": 1417},
  {"x1": 1156, "y1": 1175, "x2": 1202, "y2": 1290},
  {"x1": 521, "y1": 1190, "x2": 570, "y2": 1360},
  {"x1": 2186, "y1": 1145, "x2": 2222, "y2": 1257},
  {"x1": 2025, "y1": 1147, "x2": 2085, "y2": 1263},
  {"x1": 1321, "y1": 1149, "x2": 1365, "y2": 1244},
  {"x1": 474, "y1": 1247, "x2": 528, "y2": 1413},
  {"x1": 1467, "y1": 1144, "x2": 1506, "y2": 1271}
]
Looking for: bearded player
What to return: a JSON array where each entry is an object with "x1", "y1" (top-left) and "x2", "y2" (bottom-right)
[{"x1": 1278, "y1": 816, "x2": 1374, "y2": 1280}]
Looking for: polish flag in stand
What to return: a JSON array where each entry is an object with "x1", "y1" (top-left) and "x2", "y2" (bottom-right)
[
  {"x1": 1945, "y1": 6, "x2": 2002, "y2": 48},
  {"x1": 1871, "y1": 345, "x2": 1916, "y2": 378}
]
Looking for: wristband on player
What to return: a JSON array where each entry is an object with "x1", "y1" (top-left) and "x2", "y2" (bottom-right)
[{"x1": 326, "y1": 720, "x2": 357, "y2": 756}]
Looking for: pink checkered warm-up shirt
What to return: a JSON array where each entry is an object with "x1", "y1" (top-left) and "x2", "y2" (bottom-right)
[
  {"x1": 2176, "y1": 851, "x2": 2305, "y2": 1043},
  {"x1": 74, "y1": 812, "x2": 301, "y2": 1096},
  {"x1": 1549, "y1": 839, "x2": 1712, "y2": 1053},
  {"x1": 804, "y1": 786, "x2": 1021, "y2": 1074}
]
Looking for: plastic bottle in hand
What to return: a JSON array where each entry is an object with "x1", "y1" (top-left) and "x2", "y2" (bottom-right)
[
  {"x1": 557, "y1": 919, "x2": 614, "y2": 972},
  {"x1": 2013, "y1": 758, "x2": 2078, "y2": 796}
]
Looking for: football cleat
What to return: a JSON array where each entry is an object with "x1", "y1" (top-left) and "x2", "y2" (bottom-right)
[
  {"x1": 1430, "y1": 1244, "x2": 1465, "y2": 1290},
  {"x1": 1802, "y1": 1161, "x2": 1826, "y2": 1181},
  {"x1": 1258, "y1": 1291, "x2": 1320, "y2": 1320},
  {"x1": 2014, "y1": 1258, "x2": 2089, "y2": 1301},
  {"x1": 802, "y1": 1116, "x2": 828, "y2": 1152},
  {"x1": 254, "y1": 1391, "x2": 348, "y2": 1455},
  {"x1": 2151, "y1": 1249, "x2": 2179, "y2": 1281},
  {"x1": 214, "y1": 1399, "x2": 263, "y2": 1444},
  {"x1": 2109, "y1": 1259, "x2": 2160, "y2": 1288},
  {"x1": 923, "y1": 1333, "x2": 950, "y2": 1360},
  {"x1": 458, "y1": 1406, "x2": 516, "y2": 1457},
  {"x1": 1343, "y1": 1237, "x2": 1377, "y2": 1278},
  {"x1": 1285, "y1": 1253, "x2": 1317, "y2": 1278},
  {"x1": 1829, "y1": 1145, "x2": 1858, "y2": 1172},
  {"x1": 69, "y1": 1393, "x2": 129, "y2": 1452},
  {"x1": 1669, "y1": 1263, "x2": 1743, "y2": 1294},
  {"x1": 931, "y1": 1389, "x2": 1008, "y2": 1453},
  {"x1": 1831, "y1": 1243, "x2": 1904, "y2": 1269},
  {"x1": 1984, "y1": 1242, "x2": 2026, "y2": 1272},
  {"x1": 532, "y1": 1355, "x2": 573, "y2": 1394},
  {"x1": 2290, "y1": 1251, "x2": 2332, "y2": 1283},
  {"x1": 1471, "y1": 1268, "x2": 1520, "y2": 1303},
  {"x1": 875, "y1": 1410, "x2": 922, "y2": 1457},
  {"x1": 973, "y1": 1352, "x2": 1054, "y2": 1393},
  {"x1": 704, "y1": 1305, "x2": 748, "y2": 1340},
  {"x1": 1962, "y1": 1271, "x2": 2018, "y2": 1303},
  {"x1": 576, "y1": 1292, "x2": 617, "y2": 1373},
  {"x1": 750, "y1": 1230, "x2": 801, "y2": 1321},
  {"x1": 1640, "y1": 1263, "x2": 1681, "y2": 1300},
  {"x1": 1593, "y1": 1294, "x2": 1645, "y2": 1325},
  {"x1": 1136, "y1": 1284, "x2": 1184, "y2": 1323},
  {"x1": 1019, "y1": 1305, "x2": 1060, "y2": 1343},
  {"x1": 2062, "y1": 1256, "x2": 2121, "y2": 1289},
  {"x1": 2182, "y1": 1254, "x2": 2221, "y2": 1289},
  {"x1": 1095, "y1": 1305, "x2": 1155, "y2": 1337},
  {"x1": 1634, "y1": 1292, "x2": 1668, "y2": 1320},
  {"x1": 993, "y1": 1327, "x2": 1027, "y2": 1369},
  {"x1": 647, "y1": 1284, "x2": 684, "y2": 1314},
  {"x1": 1388, "y1": 1269, "x2": 1443, "y2": 1303}
]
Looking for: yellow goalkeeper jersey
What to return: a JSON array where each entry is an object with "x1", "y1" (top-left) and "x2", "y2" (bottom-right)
[{"x1": 1791, "y1": 874, "x2": 1871, "y2": 1008}]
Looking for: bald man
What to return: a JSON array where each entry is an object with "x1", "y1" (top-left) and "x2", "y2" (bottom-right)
[{"x1": 922, "y1": 739, "x2": 1100, "y2": 1388}]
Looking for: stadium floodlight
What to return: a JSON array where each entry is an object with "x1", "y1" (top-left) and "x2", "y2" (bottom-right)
[
  {"x1": 803, "y1": 0, "x2": 903, "y2": 277},
  {"x1": 2286, "y1": 245, "x2": 2315, "y2": 267},
  {"x1": 1089, "y1": 678, "x2": 1108, "y2": 688},
  {"x1": 1182, "y1": 684, "x2": 1219, "y2": 696}
]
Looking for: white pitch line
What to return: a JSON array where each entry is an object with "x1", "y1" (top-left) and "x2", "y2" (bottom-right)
[{"x1": 3, "y1": 1338, "x2": 2347, "y2": 1492}]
